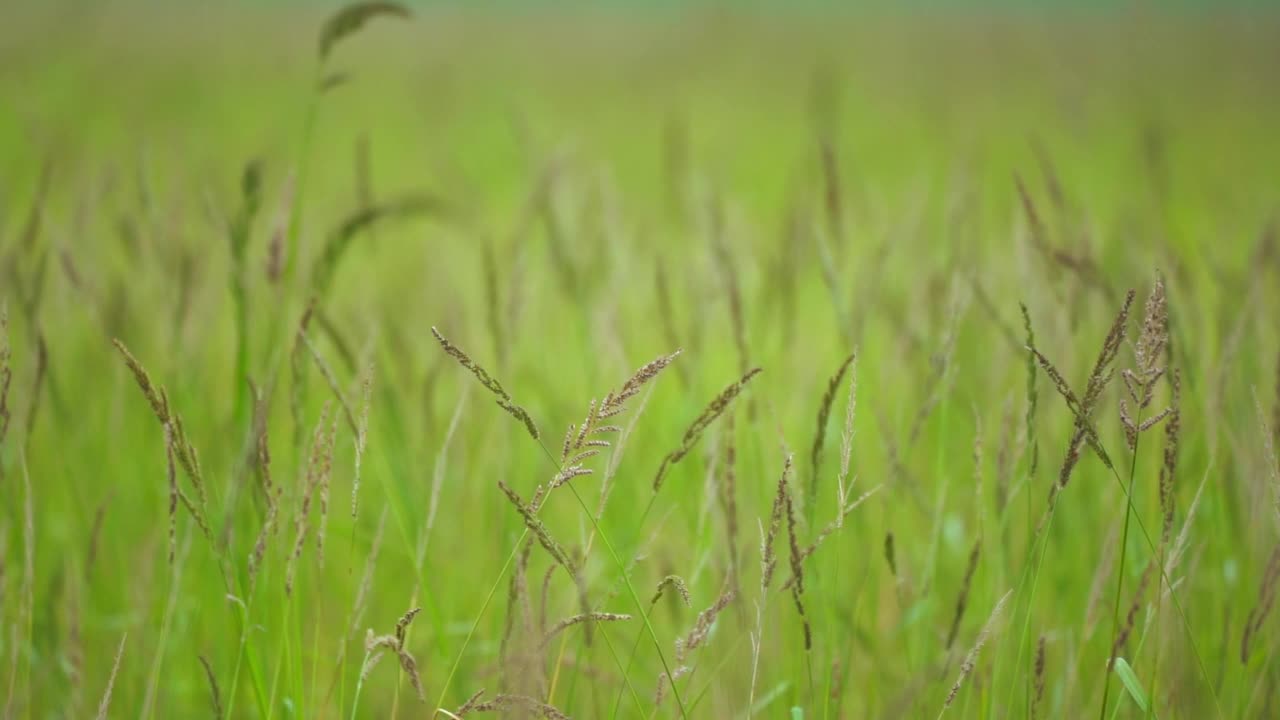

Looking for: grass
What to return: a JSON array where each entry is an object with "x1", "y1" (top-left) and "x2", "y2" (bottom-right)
[{"x1": 2, "y1": 2, "x2": 1280, "y2": 717}]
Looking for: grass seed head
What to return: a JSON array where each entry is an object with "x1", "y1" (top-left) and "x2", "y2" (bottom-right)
[
  {"x1": 1110, "y1": 556, "x2": 1156, "y2": 663},
  {"x1": 652, "y1": 575, "x2": 692, "y2": 607},
  {"x1": 946, "y1": 540, "x2": 982, "y2": 651},
  {"x1": 431, "y1": 326, "x2": 540, "y2": 440},
  {"x1": 943, "y1": 589, "x2": 1012, "y2": 711},
  {"x1": 1242, "y1": 542, "x2": 1280, "y2": 663},
  {"x1": 761, "y1": 454, "x2": 792, "y2": 591},
  {"x1": 1032, "y1": 636, "x2": 1047, "y2": 720},
  {"x1": 654, "y1": 367, "x2": 761, "y2": 492},
  {"x1": 810, "y1": 352, "x2": 856, "y2": 502},
  {"x1": 1159, "y1": 368, "x2": 1182, "y2": 543}
]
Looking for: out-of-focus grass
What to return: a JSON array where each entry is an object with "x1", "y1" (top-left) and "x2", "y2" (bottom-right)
[{"x1": 1, "y1": 3, "x2": 1279, "y2": 718}]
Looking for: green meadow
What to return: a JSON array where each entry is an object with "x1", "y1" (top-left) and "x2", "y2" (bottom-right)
[{"x1": 1, "y1": 3, "x2": 1279, "y2": 718}]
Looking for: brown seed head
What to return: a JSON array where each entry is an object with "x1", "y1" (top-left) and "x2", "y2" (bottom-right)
[
  {"x1": 431, "y1": 326, "x2": 539, "y2": 440},
  {"x1": 654, "y1": 367, "x2": 762, "y2": 492}
]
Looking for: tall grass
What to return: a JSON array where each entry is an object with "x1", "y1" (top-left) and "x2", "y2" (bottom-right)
[{"x1": 1, "y1": 3, "x2": 1278, "y2": 718}]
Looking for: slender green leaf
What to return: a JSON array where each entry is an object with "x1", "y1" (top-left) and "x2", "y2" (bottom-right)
[{"x1": 1113, "y1": 658, "x2": 1149, "y2": 714}]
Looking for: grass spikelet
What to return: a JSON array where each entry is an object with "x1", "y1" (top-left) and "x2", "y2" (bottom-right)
[
  {"x1": 906, "y1": 300, "x2": 961, "y2": 448},
  {"x1": 683, "y1": 589, "x2": 736, "y2": 655},
  {"x1": 1159, "y1": 369, "x2": 1181, "y2": 543},
  {"x1": 468, "y1": 693, "x2": 570, "y2": 719},
  {"x1": 165, "y1": 423, "x2": 179, "y2": 565},
  {"x1": 781, "y1": 485, "x2": 882, "y2": 590},
  {"x1": 501, "y1": 539, "x2": 534, "y2": 660},
  {"x1": 198, "y1": 654, "x2": 224, "y2": 719},
  {"x1": 248, "y1": 423, "x2": 282, "y2": 589},
  {"x1": 1110, "y1": 556, "x2": 1155, "y2": 662},
  {"x1": 111, "y1": 338, "x2": 167, "y2": 424},
  {"x1": 718, "y1": 413, "x2": 741, "y2": 592},
  {"x1": 537, "y1": 564, "x2": 556, "y2": 635},
  {"x1": 558, "y1": 349, "x2": 681, "y2": 485},
  {"x1": 114, "y1": 339, "x2": 214, "y2": 549},
  {"x1": 303, "y1": 334, "x2": 359, "y2": 436},
  {"x1": 1031, "y1": 138, "x2": 1066, "y2": 212},
  {"x1": 1015, "y1": 173, "x2": 1047, "y2": 249},
  {"x1": 315, "y1": 407, "x2": 338, "y2": 568},
  {"x1": 654, "y1": 367, "x2": 762, "y2": 492},
  {"x1": 1030, "y1": 289, "x2": 1134, "y2": 486},
  {"x1": 291, "y1": 300, "x2": 317, "y2": 455},
  {"x1": 541, "y1": 612, "x2": 631, "y2": 648},
  {"x1": 1242, "y1": 541, "x2": 1280, "y2": 663},
  {"x1": 265, "y1": 171, "x2": 293, "y2": 283},
  {"x1": 1032, "y1": 636, "x2": 1046, "y2": 720},
  {"x1": 809, "y1": 352, "x2": 856, "y2": 503},
  {"x1": 1019, "y1": 303, "x2": 1039, "y2": 479},
  {"x1": 286, "y1": 402, "x2": 331, "y2": 595},
  {"x1": 431, "y1": 326, "x2": 539, "y2": 440},
  {"x1": 248, "y1": 494, "x2": 278, "y2": 590},
  {"x1": 454, "y1": 689, "x2": 487, "y2": 717},
  {"x1": 395, "y1": 607, "x2": 421, "y2": 645},
  {"x1": 1082, "y1": 290, "x2": 1136, "y2": 419},
  {"x1": 884, "y1": 532, "x2": 898, "y2": 577},
  {"x1": 945, "y1": 540, "x2": 982, "y2": 651},
  {"x1": 311, "y1": 196, "x2": 449, "y2": 297},
  {"x1": 318, "y1": 2, "x2": 411, "y2": 61},
  {"x1": 941, "y1": 589, "x2": 1012, "y2": 714},
  {"x1": 652, "y1": 575, "x2": 692, "y2": 607},
  {"x1": 762, "y1": 454, "x2": 793, "y2": 591},
  {"x1": 497, "y1": 481, "x2": 592, "y2": 630},
  {"x1": 835, "y1": 353, "x2": 859, "y2": 524},
  {"x1": 1119, "y1": 277, "x2": 1170, "y2": 449},
  {"x1": 94, "y1": 633, "x2": 127, "y2": 720},
  {"x1": 24, "y1": 332, "x2": 47, "y2": 448},
  {"x1": 1015, "y1": 174, "x2": 1112, "y2": 298},
  {"x1": 783, "y1": 481, "x2": 812, "y2": 650},
  {"x1": 658, "y1": 587, "x2": 735, "y2": 705},
  {"x1": 364, "y1": 607, "x2": 425, "y2": 701},
  {"x1": 499, "y1": 482, "x2": 574, "y2": 572}
]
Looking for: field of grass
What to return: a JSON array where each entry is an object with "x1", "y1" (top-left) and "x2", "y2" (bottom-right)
[{"x1": 2, "y1": 3, "x2": 1280, "y2": 718}]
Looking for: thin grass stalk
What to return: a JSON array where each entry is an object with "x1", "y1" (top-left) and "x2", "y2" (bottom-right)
[{"x1": 94, "y1": 634, "x2": 128, "y2": 720}]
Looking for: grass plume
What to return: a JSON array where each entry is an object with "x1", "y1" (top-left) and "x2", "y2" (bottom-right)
[
  {"x1": 945, "y1": 540, "x2": 982, "y2": 651},
  {"x1": 654, "y1": 367, "x2": 761, "y2": 492},
  {"x1": 941, "y1": 589, "x2": 1012, "y2": 715},
  {"x1": 1241, "y1": 542, "x2": 1280, "y2": 663},
  {"x1": 360, "y1": 607, "x2": 425, "y2": 702},
  {"x1": 431, "y1": 326, "x2": 540, "y2": 441},
  {"x1": 809, "y1": 352, "x2": 856, "y2": 504}
]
